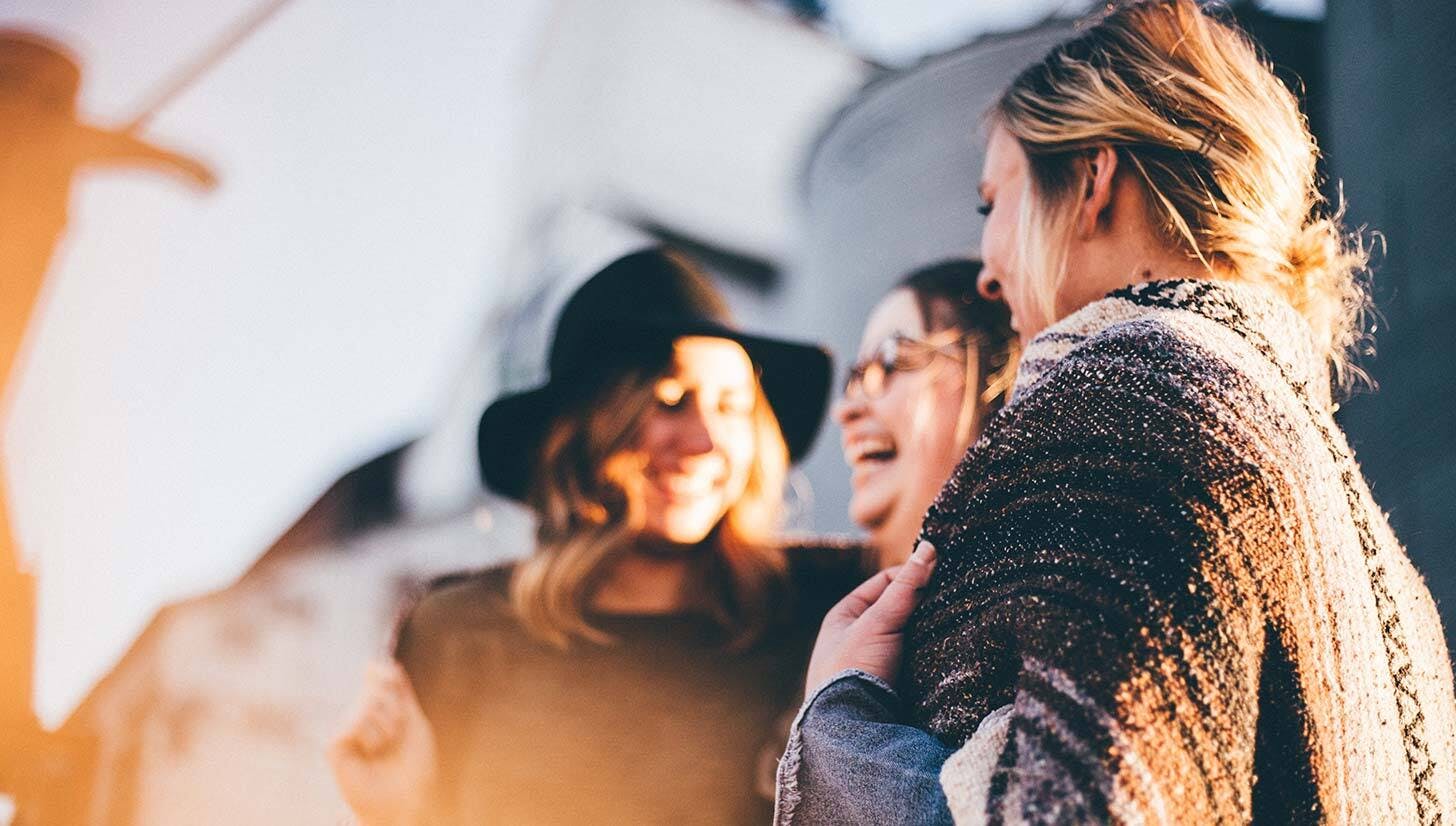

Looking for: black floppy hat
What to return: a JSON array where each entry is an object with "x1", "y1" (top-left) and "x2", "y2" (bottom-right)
[{"x1": 478, "y1": 248, "x2": 832, "y2": 501}]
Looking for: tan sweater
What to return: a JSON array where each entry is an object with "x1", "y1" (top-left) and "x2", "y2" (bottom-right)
[{"x1": 909, "y1": 280, "x2": 1456, "y2": 823}]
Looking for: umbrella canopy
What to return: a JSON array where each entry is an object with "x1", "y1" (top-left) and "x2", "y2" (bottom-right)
[
  {"x1": 1, "y1": 0, "x2": 552, "y2": 727},
  {"x1": 0, "y1": 0, "x2": 867, "y2": 733}
]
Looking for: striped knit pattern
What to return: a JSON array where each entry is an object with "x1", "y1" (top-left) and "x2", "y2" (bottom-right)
[{"x1": 907, "y1": 280, "x2": 1456, "y2": 824}]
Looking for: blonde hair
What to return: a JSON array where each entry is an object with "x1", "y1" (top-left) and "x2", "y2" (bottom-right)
[
  {"x1": 510, "y1": 355, "x2": 791, "y2": 649},
  {"x1": 994, "y1": 0, "x2": 1371, "y2": 390}
]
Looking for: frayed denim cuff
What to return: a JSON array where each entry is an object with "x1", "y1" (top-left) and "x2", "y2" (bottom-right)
[{"x1": 773, "y1": 669, "x2": 903, "y2": 825}]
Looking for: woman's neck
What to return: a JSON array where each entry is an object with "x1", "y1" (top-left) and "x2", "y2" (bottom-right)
[
  {"x1": 1062, "y1": 241, "x2": 1217, "y2": 319},
  {"x1": 589, "y1": 549, "x2": 695, "y2": 615},
  {"x1": 1060, "y1": 173, "x2": 1228, "y2": 315}
]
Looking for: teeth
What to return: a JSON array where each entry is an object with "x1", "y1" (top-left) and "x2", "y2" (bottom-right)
[
  {"x1": 654, "y1": 474, "x2": 716, "y2": 496},
  {"x1": 846, "y1": 438, "x2": 896, "y2": 464}
]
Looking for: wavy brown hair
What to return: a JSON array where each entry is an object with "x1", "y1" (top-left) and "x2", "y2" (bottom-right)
[
  {"x1": 509, "y1": 351, "x2": 791, "y2": 649},
  {"x1": 993, "y1": 0, "x2": 1371, "y2": 391}
]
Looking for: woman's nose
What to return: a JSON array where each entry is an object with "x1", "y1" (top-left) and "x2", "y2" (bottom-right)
[
  {"x1": 833, "y1": 392, "x2": 867, "y2": 426},
  {"x1": 674, "y1": 406, "x2": 716, "y2": 456},
  {"x1": 976, "y1": 267, "x2": 1002, "y2": 302}
]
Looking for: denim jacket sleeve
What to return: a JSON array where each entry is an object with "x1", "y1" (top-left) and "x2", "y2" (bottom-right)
[{"x1": 773, "y1": 669, "x2": 955, "y2": 826}]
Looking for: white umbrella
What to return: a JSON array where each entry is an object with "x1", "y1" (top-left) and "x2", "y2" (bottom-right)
[
  {"x1": 2, "y1": 0, "x2": 867, "y2": 736},
  {"x1": 2, "y1": 0, "x2": 553, "y2": 728}
]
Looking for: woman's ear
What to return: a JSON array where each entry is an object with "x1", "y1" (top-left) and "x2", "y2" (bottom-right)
[{"x1": 1077, "y1": 145, "x2": 1119, "y2": 238}]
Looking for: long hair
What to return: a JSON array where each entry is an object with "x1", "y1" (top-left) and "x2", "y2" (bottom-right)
[
  {"x1": 993, "y1": 0, "x2": 1371, "y2": 391},
  {"x1": 509, "y1": 355, "x2": 790, "y2": 650},
  {"x1": 900, "y1": 259, "x2": 1021, "y2": 443}
]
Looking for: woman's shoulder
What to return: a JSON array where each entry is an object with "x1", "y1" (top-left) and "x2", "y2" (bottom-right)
[
  {"x1": 1011, "y1": 314, "x2": 1248, "y2": 435},
  {"x1": 1067, "y1": 314, "x2": 1225, "y2": 382},
  {"x1": 778, "y1": 536, "x2": 876, "y2": 609},
  {"x1": 392, "y1": 563, "x2": 529, "y2": 694},
  {"x1": 399, "y1": 562, "x2": 518, "y2": 641},
  {"x1": 957, "y1": 301, "x2": 1289, "y2": 523},
  {"x1": 781, "y1": 535, "x2": 874, "y2": 574},
  {"x1": 1022, "y1": 281, "x2": 1311, "y2": 415}
]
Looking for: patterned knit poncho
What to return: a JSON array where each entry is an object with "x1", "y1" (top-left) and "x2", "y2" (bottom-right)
[{"x1": 906, "y1": 280, "x2": 1456, "y2": 824}]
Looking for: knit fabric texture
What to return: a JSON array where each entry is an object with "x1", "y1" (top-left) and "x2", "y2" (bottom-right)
[{"x1": 907, "y1": 280, "x2": 1456, "y2": 824}]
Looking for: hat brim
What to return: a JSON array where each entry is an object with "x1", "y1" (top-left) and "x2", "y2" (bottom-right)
[{"x1": 478, "y1": 321, "x2": 831, "y2": 502}]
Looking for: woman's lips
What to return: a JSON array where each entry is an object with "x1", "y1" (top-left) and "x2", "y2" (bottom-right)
[
  {"x1": 844, "y1": 436, "x2": 897, "y2": 465},
  {"x1": 845, "y1": 440, "x2": 898, "y2": 492},
  {"x1": 647, "y1": 472, "x2": 719, "y2": 502}
]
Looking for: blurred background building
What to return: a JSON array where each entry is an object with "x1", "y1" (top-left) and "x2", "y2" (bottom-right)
[{"x1": 0, "y1": 0, "x2": 1450, "y2": 823}]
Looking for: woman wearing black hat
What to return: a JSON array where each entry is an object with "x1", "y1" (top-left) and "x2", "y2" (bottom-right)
[{"x1": 329, "y1": 248, "x2": 870, "y2": 825}]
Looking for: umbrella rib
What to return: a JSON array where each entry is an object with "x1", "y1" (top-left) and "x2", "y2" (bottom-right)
[{"x1": 123, "y1": 0, "x2": 298, "y2": 131}]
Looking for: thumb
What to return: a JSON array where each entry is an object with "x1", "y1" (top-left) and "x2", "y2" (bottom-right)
[{"x1": 863, "y1": 540, "x2": 936, "y2": 629}]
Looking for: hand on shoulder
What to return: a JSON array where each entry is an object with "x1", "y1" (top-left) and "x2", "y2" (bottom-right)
[
  {"x1": 328, "y1": 658, "x2": 437, "y2": 826},
  {"x1": 804, "y1": 540, "x2": 937, "y2": 699}
]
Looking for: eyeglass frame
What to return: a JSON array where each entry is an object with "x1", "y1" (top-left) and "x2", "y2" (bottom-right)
[{"x1": 842, "y1": 329, "x2": 978, "y2": 401}]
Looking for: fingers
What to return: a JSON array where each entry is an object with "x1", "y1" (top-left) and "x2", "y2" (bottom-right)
[
  {"x1": 333, "y1": 659, "x2": 411, "y2": 759},
  {"x1": 379, "y1": 660, "x2": 430, "y2": 727},
  {"x1": 804, "y1": 542, "x2": 939, "y2": 691},
  {"x1": 365, "y1": 658, "x2": 408, "y2": 693},
  {"x1": 829, "y1": 565, "x2": 903, "y2": 620},
  {"x1": 863, "y1": 540, "x2": 937, "y2": 628},
  {"x1": 899, "y1": 540, "x2": 937, "y2": 588}
]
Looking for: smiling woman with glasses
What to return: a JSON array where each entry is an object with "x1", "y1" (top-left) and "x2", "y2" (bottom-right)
[
  {"x1": 843, "y1": 329, "x2": 972, "y2": 401},
  {"x1": 834, "y1": 259, "x2": 1018, "y2": 566}
]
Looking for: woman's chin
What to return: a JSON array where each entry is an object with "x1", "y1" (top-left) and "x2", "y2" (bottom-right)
[
  {"x1": 866, "y1": 499, "x2": 932, "y2": 565},
  {"x1": 848, "y1": 497, "x2": 893, "y2": 539},
  {"x1": 642, "y1": 515, "x2": 719, "y2": 547},
  {"x1": 850, "y1": 492, "x2": 902, "y2": 550},
  {"x1": 641, "y1": 495, "x2": 733, "y2": 544}
]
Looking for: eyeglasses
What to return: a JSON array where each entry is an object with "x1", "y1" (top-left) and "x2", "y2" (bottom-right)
[{"x1": 843, "y1": 330, "x2": 973, "y2": 400}]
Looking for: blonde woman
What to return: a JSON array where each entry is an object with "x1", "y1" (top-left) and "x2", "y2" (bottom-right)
[
  {"x1": 781, "y1": 2, "x2": 1456, "y2": 823},
  {"x1": 330, "y1": 248, "x2": 870, "y2": 825}
]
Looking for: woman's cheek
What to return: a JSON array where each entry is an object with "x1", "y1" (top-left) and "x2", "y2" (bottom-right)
[{"x1": 726, "y1": 422, "x2": 757, "y2": 488}]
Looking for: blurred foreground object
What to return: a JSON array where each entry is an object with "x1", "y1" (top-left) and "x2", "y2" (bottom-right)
[
  {"x1": 6, "y1": 0, "x2": 865, "y2": 735},
  {"x1": 0, "y1": 29, "x2": 213, "y2": 822},
  {"x1": 0, "y1": 30, "x2": 216, "y2": 391},
  {"x1": 31, "y1": 0, "x2": 871, "y2": 818}
]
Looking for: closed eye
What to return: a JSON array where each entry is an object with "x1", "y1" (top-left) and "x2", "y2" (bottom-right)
[{"x1": 718, "y1": 393, "x2": 753, "y2": 416}]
